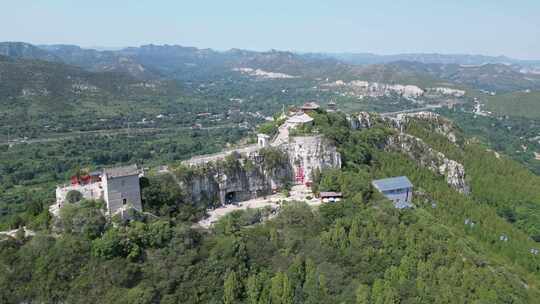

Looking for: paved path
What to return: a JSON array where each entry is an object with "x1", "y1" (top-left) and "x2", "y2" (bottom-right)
[
  {"x1": 183, "y1": 144, "x2": 260, "y2": 166},
  {"x1": 271, "y1": 123, "x2": 291, "y2": 147},
  {"x1": 196, "y1": 185, "x2": 321, "y2": 228}
]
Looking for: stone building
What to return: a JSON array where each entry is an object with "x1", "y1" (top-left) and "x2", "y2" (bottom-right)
[
  {"x1": 101, "y1": 165, "x2": 143, "y2": 214},
  {"x1": 54, "y1": 164, "x2": 142, "y2": 215}
]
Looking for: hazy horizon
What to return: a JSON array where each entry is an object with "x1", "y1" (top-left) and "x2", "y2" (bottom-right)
[{"x1": 1, "y1": 0, "x2": 539, "y2": 60}]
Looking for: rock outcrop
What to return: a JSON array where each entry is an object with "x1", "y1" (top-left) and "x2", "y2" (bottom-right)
[
  {"x1": 349, "y1": 110, "x2": 469, "y2": 193},
  {"x1": 392, "y1": 111, "x2": 460, "y2": 144},
  {"x1": 387, "y1": 133, "x2": 469, "y2": 194},
  {"x1": 184, "y1": 135, "x2": 342, "y2": 205},
  {"x1": 186, "y1": 150, "x2": 293, "y2": 205},
  {"x1": 283, "y1": 135, "x2": 342, "y2": 183},
  {"x1": 350, "y1": 112, "x2": 381, "y2": 130}
]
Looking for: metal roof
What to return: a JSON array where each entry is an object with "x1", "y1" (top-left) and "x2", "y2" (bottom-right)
[
  {"x1": 372, "y1": 176, "x2": 413, "y2": 192},
  {"x1": 103, "y1": 164, "x2": 139, "y2": 178}
]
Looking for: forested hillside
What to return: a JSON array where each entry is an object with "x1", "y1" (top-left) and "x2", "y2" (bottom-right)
[
  {"x1": 2, "y1": 41, "x2": 540, "y2": 303},
  {"x1": 2, "y1": 110, "x2": 540, "y2": 303}
]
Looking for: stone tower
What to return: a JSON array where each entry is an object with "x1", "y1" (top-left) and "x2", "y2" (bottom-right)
[{"x1": 102, "y1": 165, "x2": 142, "y2": 214}]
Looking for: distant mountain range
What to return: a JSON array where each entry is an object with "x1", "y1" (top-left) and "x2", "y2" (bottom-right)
[
  {"x1": 315, "y1": 52, "x2": 540, "y2": 67},
  {"x1": 1, "y1": 41, "x2": 540, "y2": 95},
  {"x1": 0, "y1": 42, "x2": 346, "y2": 81}
]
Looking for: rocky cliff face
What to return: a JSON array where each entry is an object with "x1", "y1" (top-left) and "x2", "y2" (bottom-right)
[
  {"x1": 387, "y1": 133, "x2": 469, "y2": 194},
  {"x1": 349, "y1": 110, "x2": 470, "y2": 193},
  {"x1": 282, "y1": 135, "x2": 342, "y2": 183},
  {"x1": 393, "y1": 111, "x2": 460, "y2": 144},
  {"x1": 185, "y1": 135, "x2": 341, "y2": 205},
  {"x1": 186, "y1": 150, "x2": 292, "y2": 206}
]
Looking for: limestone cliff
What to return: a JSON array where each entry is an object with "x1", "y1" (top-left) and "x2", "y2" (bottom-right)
[
  {"x1": 387, "y1": 133, "x2": 470, "y2": 194},
  {"x1": 186, "y1": 150, "x2": 292, "y2": 205},
  {"x1": 350, "y1": 110, "x2": 469, "y2": 193},
  {"x1": 282, "y1": 135, "x2": 342, "y2": 183},
  {"x1": 184, "y1": 135, "x2": 341, "y2": 205},
  {"x1": 393, "y1": 111, "x2": 460, "y2": 144},
  {"x1": 349, "y1": 111, "x2": 384, "y2": 130}
]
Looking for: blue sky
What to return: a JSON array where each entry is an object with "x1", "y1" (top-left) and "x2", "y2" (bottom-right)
[{"x1": 1, "y1": 0, "x2": 539, "y2": 59}]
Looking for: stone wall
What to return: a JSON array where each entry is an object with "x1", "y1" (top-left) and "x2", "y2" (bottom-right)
[
  {"x1": 55, "y1": 182, "x2": 103, "y2": 204},
  {"x1": 283, "y1": 135, "x2": 342, "y2": 183},
  {"x1": 393, "y1": 111, "x2": 460, "y2": 144}
]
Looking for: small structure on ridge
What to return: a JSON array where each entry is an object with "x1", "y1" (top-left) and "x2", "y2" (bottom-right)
[
  {"x1": 301, "y1": 101, "x2": 320, "y2": 113},
  {"x1": 286, "y1": 112, "x2": 314, "y2": 128},
  {"x1": 257, "y1": 133, "x2": 270, "y2": 148},
  {"x1": 372, "y1": 176, "x2": 413, "y2": 209},
  {"x1": 319, "y1": 191, "x2": 343, "y2": 203},
  {"x1": 327, "y1": 100, "x2": 337, "y2": 112},
  {"x1": 54, "y1": 164, "x2": 143, "y2": 215}
]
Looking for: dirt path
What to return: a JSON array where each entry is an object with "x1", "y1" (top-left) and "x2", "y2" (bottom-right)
[{"x1": 197, "y1": 185, "x2": 321, "y2": 228}]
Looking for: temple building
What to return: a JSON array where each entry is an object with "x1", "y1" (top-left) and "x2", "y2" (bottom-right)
[{"x1": 300, "y1": 101, "x2": 320, "y2": 113}]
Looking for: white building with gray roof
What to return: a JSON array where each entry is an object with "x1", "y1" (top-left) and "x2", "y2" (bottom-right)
[{"x1": 372, "y1": 176, "x2": 413, "y2": 209}]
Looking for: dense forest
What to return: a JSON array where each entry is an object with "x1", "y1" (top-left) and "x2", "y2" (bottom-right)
[
  {"x1": 2, "y1": 42, "x2": 540, "y2": 303},
  {"x1": 0, "y1": 127, "x2": 248, "y2": 230},
  {"x1": 2, "y1": 110, "x2": 540, "y2": 303}
]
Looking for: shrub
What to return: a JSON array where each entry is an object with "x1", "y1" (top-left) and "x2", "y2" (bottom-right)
[{"x1": 66, "y1": 190, "x2": 83, "y2": 204}]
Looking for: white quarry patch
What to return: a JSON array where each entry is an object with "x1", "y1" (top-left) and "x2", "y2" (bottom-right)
[
  {"x1": 233, "y1": 67, "x2": 298, "y2": 79},
  {"x1": 325, "y1": 80, "x2": 423, "y2": 98},
  {"x1": 472, "y1": 98, "x2": 491, "y2": 116},
  {"x1": 131, "y1": 82, "x2": 158, "y2": 89},
  {"x1": 0, "y1": 227, "x2": 35, "y2": 239},
  {"x1": 21, "y1": 87, "x2": 51, "y2": 97},
  {"x1": 72, "y1": 82, "x2": 99, "y2": 92},
  {"x1": 196, "y1": 185, "x2": 320, "y2": 229},
  {"x1": 426, "y1": 87, "x2": 466, "y2": 97},
  {"x1": 325, "y1": 80, "x2": 466, "y2": 100}
]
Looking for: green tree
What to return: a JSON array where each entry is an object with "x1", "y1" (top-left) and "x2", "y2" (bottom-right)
[
  {"x1": 66, "y1": 190, "x2": 83, "y2": 203},
  {"x1": 223, "y1": 271, "x2": 240, "y2": 304},
  {"x1": 356, "y1": 284, "x2": 371, "y2": 304}
]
